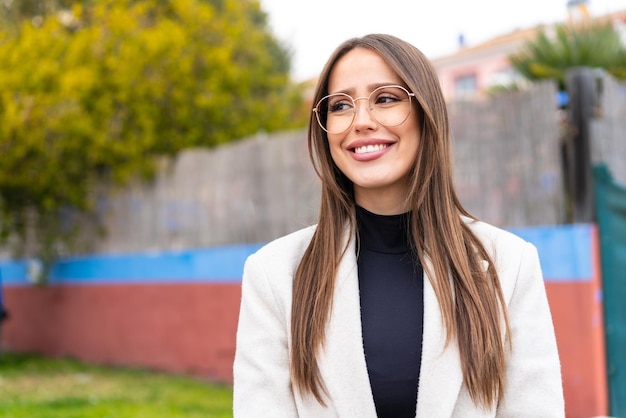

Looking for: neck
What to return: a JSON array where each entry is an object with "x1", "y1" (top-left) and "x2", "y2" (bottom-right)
[{"x1": 354, "y1": 187, "x2": 409, "y2": 215}]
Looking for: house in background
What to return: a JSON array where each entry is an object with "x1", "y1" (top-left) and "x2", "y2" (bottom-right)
[
  {"x1": 431, "y1": 4, "x2": 626, "y2": 102},
  {"x1": 432, "y1": 26, "x2": 537, "y2": 101}
]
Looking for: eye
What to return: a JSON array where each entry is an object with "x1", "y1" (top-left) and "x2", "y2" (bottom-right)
[
  {"x1": 373, "y1": 91, "x2": 402, "y2": 106},
  {"x1": 327, "y1": 96, "x2": 354, "y2": 113}
]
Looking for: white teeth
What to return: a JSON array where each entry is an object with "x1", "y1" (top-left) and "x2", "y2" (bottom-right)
[{"x1": 354, "y1": 144, "x2": 389, "y2": 154}]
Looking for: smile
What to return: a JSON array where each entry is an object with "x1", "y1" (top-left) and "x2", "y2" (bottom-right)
[{"x1": 353, "y1": 144, "x2": 390, "y2": 154}]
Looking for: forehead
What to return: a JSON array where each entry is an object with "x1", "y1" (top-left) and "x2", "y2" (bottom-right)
[{"x1": 328, "y1": 48, "x2": 402, "y2": 94}]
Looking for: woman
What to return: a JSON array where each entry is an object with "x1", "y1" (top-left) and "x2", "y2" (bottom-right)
[{"x1": 233, "y1": 34, "x2": 564, "y2": 417}]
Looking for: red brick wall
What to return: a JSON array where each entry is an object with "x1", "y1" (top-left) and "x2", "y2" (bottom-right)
[{"x1": 3, "y1": 283, "x2": 241, "y2": 384}]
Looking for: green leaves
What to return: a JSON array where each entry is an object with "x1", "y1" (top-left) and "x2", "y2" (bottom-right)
[
  {"x1": 510, "y1": 21, "x2": 626, "y2": 88},
  {"x1": 0, "y1": 0, "x2": 307, "y2": 263}
]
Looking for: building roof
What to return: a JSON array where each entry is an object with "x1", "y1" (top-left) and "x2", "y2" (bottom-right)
[{"x1": 431, "y1": 8, "x2": 626, "y2": 66}]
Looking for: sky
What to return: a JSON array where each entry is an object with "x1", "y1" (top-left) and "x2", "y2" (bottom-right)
[{"x1": 259, "y1": 0, "x2": 626, "y2": 81}]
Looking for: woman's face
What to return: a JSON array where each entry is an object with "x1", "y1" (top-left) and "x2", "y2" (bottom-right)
[{"x1": 326, "y1": 48, "x2": 420, "y2": 215}]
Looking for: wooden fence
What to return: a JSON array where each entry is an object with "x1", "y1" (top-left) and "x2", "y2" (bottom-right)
[{"x1": 88, "y1": 80, "x2": 571, "y2": 254}]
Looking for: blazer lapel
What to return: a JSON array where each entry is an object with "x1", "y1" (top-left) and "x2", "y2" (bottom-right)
[
  {"x1": 317, "y1": 231, "x2": 378, "y2": 417},
  {"x1": 416, "y1": 256, "x2": 464, "y2": 417},
  {"x1": 315, "y1": 232, "x2": 466, "y2": 417}
]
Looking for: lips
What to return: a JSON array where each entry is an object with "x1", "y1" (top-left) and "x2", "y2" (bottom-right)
[
  {"x1": 348, "y1": 139, "x2": 395, "y2": 161},
  {"x1": 353, "y1": 144, "x2": 389, "y2": 154}
]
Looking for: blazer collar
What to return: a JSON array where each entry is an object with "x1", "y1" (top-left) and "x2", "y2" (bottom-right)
[
  {"x1": 317, "y1": 228, "x2": 378, "y2": 416},
  {"x1": 416, "y1": 255, "x2": 464, "y2": 416},
  {"x1": 317, "y1": 228, "x2": 465, "y2": 417}
]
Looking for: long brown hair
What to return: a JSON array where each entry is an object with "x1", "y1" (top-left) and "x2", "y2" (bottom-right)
[{"x1": 291, "y1": 33, "x2": 510, "y2": 409}]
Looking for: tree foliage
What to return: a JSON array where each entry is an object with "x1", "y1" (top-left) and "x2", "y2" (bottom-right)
[
  {"x1": 510, "y1": 20, "x2": 626, "y2": 88},
  {"x1": 0, "y1": 0, "x2": 307, "y2": 266}
]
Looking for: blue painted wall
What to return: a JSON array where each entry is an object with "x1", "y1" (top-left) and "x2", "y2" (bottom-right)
[{"x1": 0, "y1": 224, "x2": 593, "y2": 286}]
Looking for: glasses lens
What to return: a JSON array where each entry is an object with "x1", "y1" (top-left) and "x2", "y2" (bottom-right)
[
  {"x1": 313, "y1": 86, "x2": 412, "y2": 134},
  {"x1": 369, "y1": 86, "x2": 412, "y2": 127},
  {"x1": 315, "y1": 93, "x2": 355, "y2": 134}
]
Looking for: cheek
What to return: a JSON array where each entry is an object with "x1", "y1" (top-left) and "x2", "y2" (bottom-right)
[
  {"x1": 411, "y1": 134, "x2": 421, "y2": 154},
  {"x1": 327, "y1": 133, "x2": 341, "y2": 148},
  {"x1": 327, "y1": 135, "x2": 344, "y2": 160},
  {"x1": 404, "y1": 123, "x2": 421, "y2": 154},
  {"x1": 411, "y1": 138, "x2": 421, "y2": 162}
]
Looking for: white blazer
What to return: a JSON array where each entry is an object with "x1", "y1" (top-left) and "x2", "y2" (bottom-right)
[{"x1": 233, "y1": 217, "x2": 565, "y2": 417}]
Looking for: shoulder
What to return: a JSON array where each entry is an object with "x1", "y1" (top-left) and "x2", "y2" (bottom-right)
[
  {"x1": 462, "y1": 216, "x2": 540, "y2": 283},
  {"x1": 252, "y1": 225, "x2": 317, "y2": 261},
  {"x1": 244, "y1": 225, "x2": 317, "y2": 277},
  {"x1": 240, "y1": 225, "x2": 317, "y2": 316},
  {"x1": 462, "y1": 216, "x2": 544, "y2": 300},
  {"x1": 462, "y1": 216, "x2": 530, "y2": 254}
]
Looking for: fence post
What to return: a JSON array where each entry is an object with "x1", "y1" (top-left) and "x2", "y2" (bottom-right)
[{"x1": 565, "y1": 68, "x2": 597, "y2": 223}]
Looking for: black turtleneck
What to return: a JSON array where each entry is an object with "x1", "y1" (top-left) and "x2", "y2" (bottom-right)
[{"x1": 355, "y1": 205, "x2": 424, "y2": 418}]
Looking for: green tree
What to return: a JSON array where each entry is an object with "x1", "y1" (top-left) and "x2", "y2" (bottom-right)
[
  {"x1": 509, "y1": 20, "x2": 626, "y2": 88},
  {"x1": 0, "y1": 0, "x2": 307, "y2": 271},
  {"x1": 0, "y1": 0, "x2": 82, "y2": 31}
]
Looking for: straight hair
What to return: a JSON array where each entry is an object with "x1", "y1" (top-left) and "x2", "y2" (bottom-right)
[{"x1": 291, "y1": 33, "x2": 511, "y2": 409}]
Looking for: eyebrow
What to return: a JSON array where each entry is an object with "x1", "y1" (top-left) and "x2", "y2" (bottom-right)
[{"x1": 330, "y1": 82, "x2": 402, "y2": 96}]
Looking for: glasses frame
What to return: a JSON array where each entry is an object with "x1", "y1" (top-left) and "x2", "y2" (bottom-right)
[{"x1": 312, "y1": 84, "x2": 415, "y2": 134}]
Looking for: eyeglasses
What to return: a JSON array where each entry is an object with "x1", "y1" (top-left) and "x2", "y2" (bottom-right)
[{"x1": 312, "y1": 85, "x2": 415, "y2": 134}]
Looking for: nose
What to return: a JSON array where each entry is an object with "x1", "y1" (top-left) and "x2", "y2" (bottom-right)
[{"x1": 352, "y1": 96, "x2": 377, "y2": 131}]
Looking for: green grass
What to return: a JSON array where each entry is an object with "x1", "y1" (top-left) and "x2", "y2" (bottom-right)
[{"x1": 0, "y1": 352, "x2": 233, "y2": 418}]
